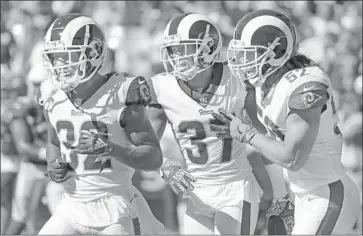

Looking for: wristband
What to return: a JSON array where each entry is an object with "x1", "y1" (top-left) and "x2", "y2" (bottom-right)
[
  {"x1": 245, "y1": 128, "x2": 258, "y2": 144},
  {"x1": 237, "y1": 126, "x2": 255, "y2": 143}
]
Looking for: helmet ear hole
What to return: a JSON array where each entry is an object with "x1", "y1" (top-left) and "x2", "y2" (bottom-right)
[
  {"x1": 273, "y1": 44, "x2": 286, "y2": 58},
  {"x1": 261, "y1": 64, "x2": 269, "y2": 74}
]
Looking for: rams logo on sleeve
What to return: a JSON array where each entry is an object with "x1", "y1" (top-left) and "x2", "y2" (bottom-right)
[
  {"x1": 125, "y1": 76, "x2": 151, "y2": 106},
  {"x1": 139, "y1": 83, "x2": 151, "y2": 104},
  {"x1": 302, "y1": 92, "x2": 323, "y2": 108},
  {"x1": 288, "y1": 81, "x2": 329, "y2": 110}
]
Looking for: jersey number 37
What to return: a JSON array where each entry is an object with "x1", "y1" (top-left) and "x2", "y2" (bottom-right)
[{"x1": 177, "y1": 119, "x2": 233, "y2": 165}]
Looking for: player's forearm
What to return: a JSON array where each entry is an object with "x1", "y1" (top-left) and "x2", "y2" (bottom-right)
[
  {"x1": 110, "y1": 143, "x2": 163, "y2": 170},
  {"x1": 147, "y1": 106, "x2": 167, "y2": 139},
  {"x1": 250, "y1": 163, "x2": 273, "y2": 201},
  {"x1": 246, "y1": 145, "x2": 273, "y2": 201},
  {"x1": 249, "y1": 133, "x2": 298, "y2": 171}
]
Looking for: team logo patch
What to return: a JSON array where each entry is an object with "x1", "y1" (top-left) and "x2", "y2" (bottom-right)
[
  {"x1": 74, "y1": 98, "x2": 83, "y2": 107},
  {"x1": 289, "y1": 81, "x2": 328, "y2": 110},
  {"x1": 302, "y1": 92, "x2": 323, "y2": 108},
  {"x1": 139, "y1": 84, "x2": 150, "y2": 103}
]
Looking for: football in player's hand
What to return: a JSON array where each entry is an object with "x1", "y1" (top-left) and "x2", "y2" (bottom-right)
[{"x1": 72, "y1": 130, "x2": 111, "y2": 155}]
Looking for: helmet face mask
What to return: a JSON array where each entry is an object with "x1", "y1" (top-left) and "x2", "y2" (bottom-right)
[
  {"x1": 228, "y1": 37, "x2": 286, "y2": 86},
  {"x1": 228, "y1": 40, "x2": 266, "y2": 83},
  {"x1": 42, "y1": 14, "x2": 105, "y2": 92},
  {"x1": 160, "y1": 13, "x2": 222, "y2": 81},
  {"x1": 43, "y1": 47, "x2": 83, "y2": 91},
  {"x1": 161, "y1": 38, "x2": 211, "y2": 80},
  {"x1": 228, "y1": 10, "x2": 298, "y2": 87}
]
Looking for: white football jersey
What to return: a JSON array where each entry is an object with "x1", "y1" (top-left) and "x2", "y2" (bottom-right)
[
  {"x1": 46, "y1": 72, "x2": 149, "y2": 201},
  {"x1": 255, "y1": 66, "x2": 346, "y2": 193},
  {"x1": 150, "y1": 63, "x2": 252, "y2": 186}
]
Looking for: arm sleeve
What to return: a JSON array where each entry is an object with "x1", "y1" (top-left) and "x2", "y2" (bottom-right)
[
  {"x1": 288, "y1": 80, "x2": 329, "y2": 110},
  {"x1": 123, "y1": 75, "x2": 151, "y2": 106}
]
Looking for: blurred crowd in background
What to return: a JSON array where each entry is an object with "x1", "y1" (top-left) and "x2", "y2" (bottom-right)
[{"x1": 1, "y1": 0, "x2": 362, "y2": 234}]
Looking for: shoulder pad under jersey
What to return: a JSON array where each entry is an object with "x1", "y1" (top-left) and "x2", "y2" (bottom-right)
[
  {"x1": 120, "y1": 73, "x2": 151, "y2": 106},
  {"x1": 145, "y1": 75, "x2": 162, "y2": 106},
  {"x1": 288, "y1": 72, "x2": 330, "y2": 110}
]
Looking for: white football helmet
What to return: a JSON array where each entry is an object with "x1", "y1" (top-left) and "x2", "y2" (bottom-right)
[
  {"x1": 42, "y1": 13, "x2": 106, "y2": 92},
  {"x1": 160, "y1": 13, "x2": 222, "y2": 81},
  {"x1": 228, "y1": 9, "x2": 299, "y2": 86}
]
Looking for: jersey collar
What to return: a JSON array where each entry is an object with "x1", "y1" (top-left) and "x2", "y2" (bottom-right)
[{"x1": 177, "y1": 62, "x2": 223, "y2": 108}]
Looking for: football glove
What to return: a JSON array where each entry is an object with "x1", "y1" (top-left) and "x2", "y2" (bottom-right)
[
  {"x1": 211, "y1": 108, "x2": 258, "y2": 144},
  {"x1": 71, "y1": 130, "x2": 113, "y2": 173},
  {"x1": 71, "y1": 130, "x2": 113, "y2": 156},
  {"x1": 160, "y1": 159, "x2": 197, "y2": 195},
  {"x1": 266, "y1": 195, "x2": 295, "y2": 235}
]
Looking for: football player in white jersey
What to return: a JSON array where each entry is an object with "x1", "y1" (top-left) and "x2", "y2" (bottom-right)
[
  {"x1": 37, "y1": 13, "x2": 164, "y2": 235},
  {"x1": 244, "y1": 83, "x2": 295, "y2": 235},
  {"x1": 212, "y1": 9, "x2": 361, "y2": 234},
  {"x1": 146, "y1": 12, "x2": 264, "y2": 234}
]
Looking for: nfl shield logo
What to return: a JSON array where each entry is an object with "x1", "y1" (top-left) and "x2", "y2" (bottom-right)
[
  {"x1": 200, "y1": 97, "x2": 207, "y2": 106},
  {"x1": 74, "y1": 98, "x2": 83, "y2": 107}
]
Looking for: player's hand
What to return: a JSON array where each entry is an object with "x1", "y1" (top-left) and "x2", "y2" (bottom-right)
[
  {"x1": 266, "y1": 196, "x2": 295, "y2": 235},
  {"x1": 160, "y1": 159, "x2": 197, "y2": 195},
  {"x1": 46, "y1": 160, "x2": 72, "y2": 183},
  {"x1": 211, "y1": 108, "x2": 258, "y2": 144},
  {"x1": 72, "y1": 130, "x2": 113, "y2": 156}
]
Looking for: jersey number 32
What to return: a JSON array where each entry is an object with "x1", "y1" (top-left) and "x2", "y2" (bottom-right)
[{"x1": 56, "y1": 120, "x2": 112, "y2": 174}]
